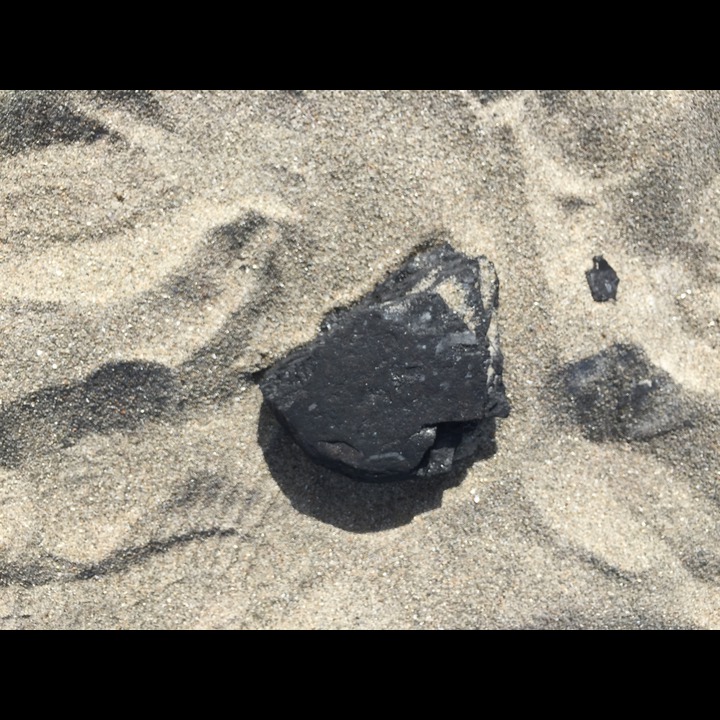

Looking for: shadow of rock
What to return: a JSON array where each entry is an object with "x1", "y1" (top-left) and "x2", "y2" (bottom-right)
[{"x1": 257, "y1": 400, "x2": 497, "y2": 533}]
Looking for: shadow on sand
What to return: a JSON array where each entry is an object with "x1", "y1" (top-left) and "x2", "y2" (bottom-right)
[{"x1": 257, "y1": 400, "x2": 497, "y2": 533}]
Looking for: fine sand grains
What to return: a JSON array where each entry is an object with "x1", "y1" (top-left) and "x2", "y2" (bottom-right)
[{"x1": 0, "y1": 90, "x2": 718, "y2": 628}]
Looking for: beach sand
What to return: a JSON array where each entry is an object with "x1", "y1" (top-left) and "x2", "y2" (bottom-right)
[{"x1": 1, "y1": 90, "x2": 718, "y2": 628}]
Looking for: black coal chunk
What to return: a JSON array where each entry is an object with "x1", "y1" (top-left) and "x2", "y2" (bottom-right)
[
  {"x1": 259, "y1": 244, "x2": 510, "y2": 482},
  {"x1": 586, "y1": 255, "x2": 619, "y2": 302}
]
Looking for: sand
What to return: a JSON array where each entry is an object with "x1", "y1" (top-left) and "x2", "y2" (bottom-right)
[{"x1": 0, "y1": 90, "x2": 718, "y2": 629}]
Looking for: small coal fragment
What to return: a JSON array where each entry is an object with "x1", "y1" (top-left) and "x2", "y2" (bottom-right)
[
  {"x1": 259, "y1": 243, "x2": 510, "y2": 482},
  {"x1": 586, "y1": 255, "x2": 619, "y2": 302},
  {"x1": 559, "y1": 343, "x2": 690, "y2": 441}
]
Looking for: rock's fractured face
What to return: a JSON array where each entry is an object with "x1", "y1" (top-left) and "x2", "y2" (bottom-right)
[{"x1": 260, "y1": 243, "x2": 510, "y2": 482}]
